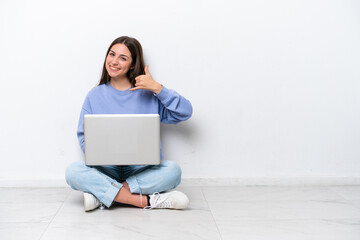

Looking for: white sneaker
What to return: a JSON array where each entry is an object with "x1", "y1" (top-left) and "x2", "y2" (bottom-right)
[
  {"x1": 147, "y1": 190, "x2": 189, "y2": 209},
  {"x1": 83, "y1": 192, "x2": 100, "y2": 212}
]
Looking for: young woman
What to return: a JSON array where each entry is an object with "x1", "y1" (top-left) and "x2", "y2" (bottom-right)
[{"x1": 65, "y1": 36, "x2": 193, "y2": 211}]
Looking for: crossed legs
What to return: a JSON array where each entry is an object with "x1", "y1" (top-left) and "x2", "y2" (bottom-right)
[{"x1": 65, "y1": 160, "x2": 182, "y2": 208}]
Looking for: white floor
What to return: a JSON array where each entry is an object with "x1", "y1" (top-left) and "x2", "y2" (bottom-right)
[{"x1": 1, "y1": 185, "x2": 360, "y2": 240}]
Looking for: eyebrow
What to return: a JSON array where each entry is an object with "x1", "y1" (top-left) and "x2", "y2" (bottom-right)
[{"x1": 109, "y1": 50, "x2": 129, "y2": 58}]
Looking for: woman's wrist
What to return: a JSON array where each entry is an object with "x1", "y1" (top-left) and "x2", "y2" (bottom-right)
[{"x1": 153, "y1": 83, "x2": 162, "y2": 95}]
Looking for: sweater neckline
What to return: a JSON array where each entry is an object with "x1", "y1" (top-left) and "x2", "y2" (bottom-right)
[{"x1": 106, "y1": 82, "x2": 133, "y2": 96}]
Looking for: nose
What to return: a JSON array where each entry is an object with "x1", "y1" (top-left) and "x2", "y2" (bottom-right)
[{"x1": 110, "y1": 57, "x2": 119, "y2": 66}]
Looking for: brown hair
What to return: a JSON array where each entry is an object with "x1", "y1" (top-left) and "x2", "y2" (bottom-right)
[{"x1": 98, "y1": 36, "x2": 145, "y2": 87}]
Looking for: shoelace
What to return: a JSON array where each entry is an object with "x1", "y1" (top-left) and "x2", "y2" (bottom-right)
[{"x1": 144, "y1": 192, "x2": 171, "y2": 210}]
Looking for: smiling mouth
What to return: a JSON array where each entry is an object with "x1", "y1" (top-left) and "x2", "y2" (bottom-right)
[{"x1": 109, "y1": 65, "x2": 120, "y2": 71}]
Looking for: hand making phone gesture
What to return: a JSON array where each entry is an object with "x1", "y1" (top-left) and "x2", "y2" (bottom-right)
[{"x1": 130, "y1": 65, "x2": 162, "y2": 94}]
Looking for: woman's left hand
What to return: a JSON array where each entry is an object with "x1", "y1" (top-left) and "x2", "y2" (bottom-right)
[{"x1": 130, "y1": 65, "x2": 162, "y2": 94}]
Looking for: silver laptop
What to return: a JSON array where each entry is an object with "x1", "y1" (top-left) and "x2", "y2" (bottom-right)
[{"x1": 84, "y1": 114, "x2": 160, "y2": 166}]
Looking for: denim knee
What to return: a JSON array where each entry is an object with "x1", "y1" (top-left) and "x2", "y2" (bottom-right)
[
  {"x1": 162, "y1": 160, "x2": 182, "y2": 187},
  {"x1": 65, "y1": 161, "x2": 85, "y2": 188}
]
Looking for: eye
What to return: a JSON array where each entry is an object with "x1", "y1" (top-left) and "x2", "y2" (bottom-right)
[
  {"x1": 109, "y1": 52, "x2": 115, "y2": 56},
  {"x1": 121, "y1": 57, "x2": 127, "y2": 61}
]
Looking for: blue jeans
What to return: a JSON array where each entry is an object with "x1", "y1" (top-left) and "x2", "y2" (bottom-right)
[{"x1": 65, "y1": 160, "x2": 182, "y2": 207}]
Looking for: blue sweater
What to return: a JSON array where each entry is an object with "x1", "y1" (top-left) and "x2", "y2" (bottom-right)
[{"x1": 77, "y1": 82, "x2": 193, "y2": 160}]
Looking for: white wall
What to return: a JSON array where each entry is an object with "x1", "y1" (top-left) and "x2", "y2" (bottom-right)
[{"x1": 1, "y1": 0, "x2": 359, "y2": 186}]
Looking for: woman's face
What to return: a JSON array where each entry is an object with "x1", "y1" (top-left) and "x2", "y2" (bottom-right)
[{"x1": 105, "y1": 43, "x2": 133, "y2": 81}]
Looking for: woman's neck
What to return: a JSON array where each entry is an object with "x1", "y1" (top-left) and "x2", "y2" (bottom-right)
[{"x1": 110, "y1": 77, "x2": 132, "y2": 91}]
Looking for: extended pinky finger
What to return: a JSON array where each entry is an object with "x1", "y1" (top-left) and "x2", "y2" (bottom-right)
[{"x1": 130, "y1": 86, "x2": 141, "y2": 91}]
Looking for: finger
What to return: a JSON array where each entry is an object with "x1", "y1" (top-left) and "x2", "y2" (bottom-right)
[
  {"x1": 134, "y1": 79, "x2": 143, "y2": 86},
  {"x1": 144, "y1": 65, "x2": 150, "y2": 75},
  {"x1": 130, "y1": 86, "x2": 142, "y2": 91}
]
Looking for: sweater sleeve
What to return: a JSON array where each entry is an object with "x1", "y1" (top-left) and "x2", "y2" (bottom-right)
[
  {"x1": 155, "y1": 86, "x2": 193, "y2": 124},
  {"x1": 77, "y1": 97, "x2": 92, "y2": 153}
]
